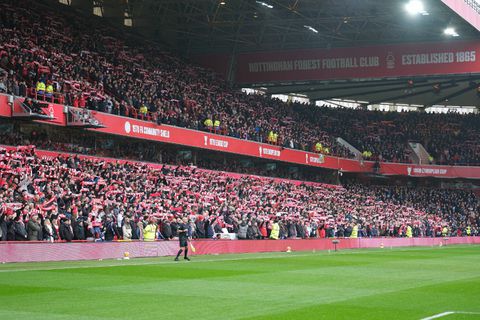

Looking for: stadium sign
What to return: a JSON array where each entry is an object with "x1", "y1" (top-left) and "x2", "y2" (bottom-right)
[
  {"x1": 235, "y1": 40, "x2": 480, "y2": 83},
  {"x1": 407, "y1": 166, "x2": 448, "y2": 176},
  {"x1": 259, "y1": 147, "x2": 281, "y2": 157},
  {"x1": 204, "y1": 135, "x2": 229, "y2": 148}
]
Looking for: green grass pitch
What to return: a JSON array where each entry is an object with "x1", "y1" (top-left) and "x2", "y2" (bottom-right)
[{"x1": 0, "y1": 245, "x2": 479, "y2": 320}]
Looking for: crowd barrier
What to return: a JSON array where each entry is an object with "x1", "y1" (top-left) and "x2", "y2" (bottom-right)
[{"x1": 1, "y1": 237, "x2": 480, "y2": 263}]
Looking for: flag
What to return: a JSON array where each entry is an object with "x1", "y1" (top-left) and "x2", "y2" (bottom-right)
[{"x1": 189, "y1": 242, "x2": 196, "y2": 253}]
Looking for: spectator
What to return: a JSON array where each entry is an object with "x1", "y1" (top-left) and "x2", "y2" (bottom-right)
[
  {"x1": 122, "y1": 217, "x2": 132, "y2": 240},
  {"x1": 12, "y1": 216, "x2": 27, "y2": 241},
  {"x1": 43, "y1": 219, "x2": 54, "y2": 242},
  {"x1": 143, "y1": 218, "x2": 157, "y2": 241},
  {"x1": 59, "y1": 218, "x2": 74, "y2": 242},
  {"x1": 26, "y1": 214, "x2": 41, "y2": 241}
]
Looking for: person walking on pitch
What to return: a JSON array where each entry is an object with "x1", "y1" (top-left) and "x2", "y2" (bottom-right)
[{"x1": 175, "y1": 217, "x2": 190, "y2": 261}]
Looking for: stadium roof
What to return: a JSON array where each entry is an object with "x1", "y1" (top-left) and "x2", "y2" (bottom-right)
[
  {"x1": 103, "y1": 0, "x2": 479, "y2": 54},
  {"x1": 261, "y1": 75, "x2": 480, "y2": 107},
  {"x1": 55, "y1": 0, "x2": 480, "y2": 54},
  {"x1": 52, "y1": 0, "x2": 480, "y2": 106}
]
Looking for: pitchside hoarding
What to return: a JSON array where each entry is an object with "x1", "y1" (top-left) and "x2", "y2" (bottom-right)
[{"x1": 235, "y1": 40, "x2": 480, "y2": 83}]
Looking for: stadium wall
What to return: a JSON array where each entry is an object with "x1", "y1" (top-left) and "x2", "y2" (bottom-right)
[{"x1": 1, "y1": 237, "x2": 480, "y2": 263}]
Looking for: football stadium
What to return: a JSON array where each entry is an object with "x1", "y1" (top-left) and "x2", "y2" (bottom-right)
[{"x1": 0, "y1": 0, "x2": 480, "y2": 319}]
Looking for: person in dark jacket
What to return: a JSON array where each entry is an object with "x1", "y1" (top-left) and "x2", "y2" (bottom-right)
[
  {"x1": 337, "y1": 225, "x2": 345, "y2": 238},
  {"x1": 162, "y1": 220, "x2": 172, "y2": 240},
  {"x1": 296, "y1": 222, "x2": 305, "y2": 239},
  {"x1": 195, "y1": 218, "x2": 205, "y2": 238},
  {"x1": 26, "y1": 214, "x2": 42, "y2": 241},
  {"x1": 344, "y1": 225, "x2": 352, "y2": 238},
  {"x1": 287, "y1": 221, "x2": 297, "y2": 238},
  {"x1": 7, "y1": 218, "x2": 16, "y2": 241},
  {"x1": 246, "y1": 221, "x2": 259, "y2": 239},
  {"x1": 170, "y1": 220, "x2": 178, "y2": 238},
  {"x1": 59, "y1": 219, "x2": 74, "y2": 242},
  {"x1": 279, "y1": 221, "x2": 287, "y2": 240},
  {"x1": 130, "y1": 218, "x2": 139, "y2": 240},
  {"x1": 104, "y1": 216, "x2": 116, "y2": 241},
  {"x1": 13, "y1": 218, "x2": 27, "y2": 241},
  {"x1": 0, "y1": 211, "x2": 9, "y2": 241},
  {"x1": 205, "y1": 215, "x2": 216, "y2": 239},
  {"x1": 73, "y1": 218, "x2": 86, "y2": 240}
]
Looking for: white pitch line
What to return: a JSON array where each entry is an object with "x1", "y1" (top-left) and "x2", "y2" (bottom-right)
[
  {"x1": 421, "y1": 311, "x2": 455, "y2": 320},
  {"x1": 455, "y1": 311, "x2": 480, "y2": 315},
  {"x1": 421, "y1": 311, "x2": 480, "y2": 319}
]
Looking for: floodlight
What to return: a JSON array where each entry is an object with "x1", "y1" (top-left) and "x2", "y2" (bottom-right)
[
  {"x1": 405, "y1": 0, "x2": 429, "y2": 15},
  {"x1": 256, "y1": 1, "x2": 273, "y2": 9},
  {"x1": 444, "y1": 27, "x2": 459, "y2": 37},
  {"x1": 304, "y1": 25, "x2": 318, "y2": 33}
]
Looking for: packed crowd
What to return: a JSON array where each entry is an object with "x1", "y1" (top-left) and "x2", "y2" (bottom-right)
[
  {"x1": 0, "y1": 0, "x2": 349, "y2": 158},
  {"x1": 344, "y1": 184, "x2": 479, "y2": 237},
  {"x1": 0, "y1": 129, "x2": 166, "y2": 163},
  {"x1": 0, "y1": 146, "x2": 478, "y2": 242},
  {"x1": 0, "y1": 128, "x2": 334, "y2": 183},
  {"x1": 0, "y1": 0, "x2": 479, "y2": 165},
  {"x1": 312, "y1": 106, "x2": 480, "y2": 165}
]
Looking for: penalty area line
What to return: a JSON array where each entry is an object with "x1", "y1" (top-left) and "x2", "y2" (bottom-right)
[{"x1": 421, "y1": 311, "x2": 480, "y2": 319}]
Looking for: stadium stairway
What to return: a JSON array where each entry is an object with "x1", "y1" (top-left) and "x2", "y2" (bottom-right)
[
  {"x1": 336, "y1": 137, "x2": 362, "y2": 160},
  {"x1": 409, "y1": 142, "x2": 433, "y2": 165}
]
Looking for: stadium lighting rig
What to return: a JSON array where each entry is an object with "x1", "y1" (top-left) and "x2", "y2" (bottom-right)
[
  {"x1": 405, "y1": 0, "x2": 429, "y2": 15},
  {"x1": 256, "y1": 1, "x2": 273, "y2": 9},
  {"x1": 304, "y1": 25, "x2": 319, "y2": 33},
  {"x1": 444, "y1": 27, "x2": 459, "y2": 37}
]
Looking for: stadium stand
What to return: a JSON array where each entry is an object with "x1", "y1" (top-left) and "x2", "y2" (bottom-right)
[
  {"x1": 1, "y1": 0, "x2": 479, "y2": 165},
  {"x1": 2, "y1": 0, "x2": 480, "y2": 318},
  {"x1": 0, "y1": 145, "x2": 478, "y2": 242},
  {"x1": 0, "y1": 0, "x2": 351, "y2": 159},
  {"x1": 314, "y1": 106, "x2": 480, "y2": 165}
]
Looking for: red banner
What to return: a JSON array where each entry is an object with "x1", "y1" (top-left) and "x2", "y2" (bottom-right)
[
  {"x1": 236, "y1": 40, "x2": 480, "y2": 83},
  {"x1": 89, "y1": 111, "x2": 368, "y2": 172},
  {"x1": 380, "y1": 162, "x2": 480, "y2": 179}
]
